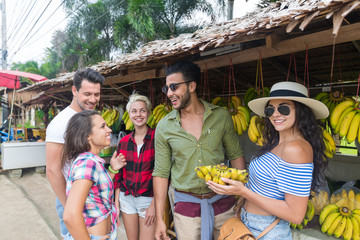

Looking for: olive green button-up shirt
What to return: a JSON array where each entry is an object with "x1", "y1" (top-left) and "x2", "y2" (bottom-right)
[{"x1": 153, "y1": 100, "x2": 243, "y2": 194}]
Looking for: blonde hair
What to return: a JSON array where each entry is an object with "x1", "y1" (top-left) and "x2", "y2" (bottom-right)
[{"x1": 126, "y1": 92, "x2": 152, "y2": 113}]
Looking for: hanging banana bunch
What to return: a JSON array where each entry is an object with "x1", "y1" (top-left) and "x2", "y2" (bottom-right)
[
  {"x1": 314, "y1": 91, "x2": 352, "y2": 121},
  {"x1": 290, "y1": 201, "x2": 315, "y2": 230},
  {"x1": 212, "y1": 96, "x2": 251, "y2": 136},
  {"x1": 148, "y1": 103, "x2": 172, "y2": 129},
  {"x1": 329, "y1": 98, "x2": 360, "y2": 144},
  {"x1": 121, "y1": 111, "x2": 134, "y2": 131},
  {"x1": 243, "y1": 87, "x2": 270, "y2": 110},
  {"x1": 248, "y1": 115, "x2": 265, "y2": 146},
  {"x1": 101, "y1": 107, "x2": 120, "y2": 128}
]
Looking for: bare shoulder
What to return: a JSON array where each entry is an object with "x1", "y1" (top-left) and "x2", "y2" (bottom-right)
[{"x1": 282, "y1": 139, "x2": 313, "y2": 164}]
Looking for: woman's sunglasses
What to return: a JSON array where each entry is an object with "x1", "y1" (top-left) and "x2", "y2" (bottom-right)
[
  {"x1": 264, "y1": 105, "x2": 291, "y2": 117},
  {"x1": 162, "y1": 80, "x2": 192, "y2": 94}
]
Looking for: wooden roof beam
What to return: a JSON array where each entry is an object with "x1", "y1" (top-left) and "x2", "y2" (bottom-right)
[
  {"x1": 104, "y1": 69, "x2": 161, "y2": 85},
  {"x1": 196, "y1": 22, "x2": 360, "y2": 70}
]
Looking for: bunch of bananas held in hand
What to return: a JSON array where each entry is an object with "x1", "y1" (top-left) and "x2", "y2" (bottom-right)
[
  {"x1": 212, "y1": 96, "x2": 250, "y2": 136},
  {"x1": 195, "y1": 163, "x2": 248, "y2": 185},
  {"x1": 121, "y1": 111, "x2": 134, "y2": 131},
  {"x1": 248, "y1": 115, "x2": 265, "y2": 146},
  {"x1": 315, "y1": 91, "x2": 350, "y2": 119},
  {"x1": 329, "y1": 98, "x2": 360, "y2": 143},
  {"x1": 243, "y1": 87, "x2": 270, "y2": 110},
  {"x1": 290, "y1": 200, "x2": 315, "y2": 230},
  {"x1": 323, "y1": 128, "x2": 336, "y2": 159},
  {"x1": 319, "y1": 197, "x2": 360, "y2": 239},
  {"x1": 101, "y1": 108, "x2": 120, "y2": 127},
  {"x1": 310, "y1": 190, "x2": 329, "y2": 215},
  {"x1": 147, "y1": 103, "x2": 172, "y2": 128}
]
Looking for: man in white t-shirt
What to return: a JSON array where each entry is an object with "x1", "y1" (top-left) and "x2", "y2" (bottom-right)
[{"x1": 45, "y1": 68, "x2": 105, "y2": 238}]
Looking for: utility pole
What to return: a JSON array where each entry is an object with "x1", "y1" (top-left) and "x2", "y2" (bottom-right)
[{"x1": 1, "y1": 0, "x2": 7, "y2": 70}]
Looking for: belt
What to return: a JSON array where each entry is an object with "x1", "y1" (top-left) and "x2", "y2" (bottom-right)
[{"x1": 176, "y1": 190, "x2": 217, "y2": 199}]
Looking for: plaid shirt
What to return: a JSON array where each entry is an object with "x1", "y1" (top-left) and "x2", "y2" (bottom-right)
[
  {"x1": 66, "y1": 152, "x2": 117, "y2": 233},
  {"x1": 114, "y1": 127, "x2": 155, "y2": 197}
]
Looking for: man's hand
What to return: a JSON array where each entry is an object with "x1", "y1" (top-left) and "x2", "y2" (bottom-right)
[{"x1": 155, "y1": 219, "x2": 170, "y2": 240}]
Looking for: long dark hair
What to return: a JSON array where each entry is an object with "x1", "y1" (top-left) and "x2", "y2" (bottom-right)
[
  {"x1": 61, "y1": 110, "x2": 99, "y2": 167},
  {"x1": 257, "y1": 101, "x2": 327, "y2": 192}
]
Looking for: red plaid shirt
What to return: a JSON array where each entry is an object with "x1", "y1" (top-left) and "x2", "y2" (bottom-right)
[{"x1": 114, "y1": 127, "x2": 155, "y2": 197}]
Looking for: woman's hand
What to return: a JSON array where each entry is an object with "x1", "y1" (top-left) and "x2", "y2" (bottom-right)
[
  {"x1": 145, "y1": 199, "x2": 156, "y2": 227},
  {"x1": 206, "y1": 177, "x2": 245, "y2": 196},
  {"x1": 110, "y1": 151, "x2": 126, "y2": 171}
]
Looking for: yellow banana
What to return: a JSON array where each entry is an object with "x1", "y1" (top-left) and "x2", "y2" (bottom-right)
[
  {"x1": 210, "y1": 166, "x2": 219, "y2": 178},
  {"x1": 153, "y1": 104, "x2": 165, "y2": 117},
  {"x1": 234, "y1": 114, "x2": 243, "y2": 135},
  {"x1": 247, "y1": 125, "x2": 258, "y2": 143},
  {"x1": 333, "y1": 215, "x2": 347, "y2": 238},
  {"x1": 218, "y1": 177, "x2": 226, "y2": 185},
  {"x1": 231, "y1": 115, "x2": 237, "y2": 132},
  {"x1": 220, "y1": 169, "x2": 232, "y2": 179},
  {"x1": 355, "y1": 193, "x2": 360, "y2": 210},
  {"x1": 195, "y1": 167, "x2": 205, "y2": 179},
  {"x1": 330, "y1": 100, "x2": 354, "y2": 129},
  {"x1": 342, "y1": 216, "x2": 353, "y2": 240},
  {"x1": 350, "y1": 216, "x2": 360, "y2": 240},
  {"x1": 231, "y1": 96, "x2": 241, "y2": 108},
  {"x1": 237, "y1": 170, "x2": 248, "y2": 183},
  {"x1": 339, "y1": 110, "x2": 356, "y2": 138},
  {"x1": 334, "y1": 107, "x2": 354, "y2": 133},
  {"x1": 230, "y1": 168, "x2": 239, "y2": 180},
  {"x1": 323, "y1": 129, "x2": 336, "y2": 153},
  {"x1": 212, "y1": 174, "x2": 219, "y2": 184},
  {"x1": 211, "y1": 96, "x2": 223, "y2": 106},
  {"x1": 205, "y1": 172, "x2": 212, "y2": 182},
  {"x1": 348, "y1": 189, "x2": 355, "y2": 210},
  {"x1": 321, "y1": 211, "x2": 341, "y2": 233},
  {"x1": 250, "y1": 116, "x2": 260, "y2": 137},
  {"x1": 305, "y1": 200, "x2": 315, "y2": 221},
  {"x1": 200, "y1": 166, "x2": 209, "y2": 176},
  {"x1": 326, "y1": 215, "x2": 343, "y2": 236},
  {"x1": 237, "y1": 113, "x2": 247, "y2": 132},
  {"x1": 319, "y1": 204, "x2": 339, "y2": 225},
  {"x1": 237, "y1": 106, "x2": 251, "y2": 124},
  {"x1": 347, "y1": 113, "x2": 360, "y2": 143}
]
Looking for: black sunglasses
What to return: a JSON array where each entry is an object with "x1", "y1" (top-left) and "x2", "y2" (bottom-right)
[
  {"x1": 264, "y1": 105, "x2": 291, "y2": 117},
  {"x1": 162, "y1": 81, "x2": 192, "y2": 94}
]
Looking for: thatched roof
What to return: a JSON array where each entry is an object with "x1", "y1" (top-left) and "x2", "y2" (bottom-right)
[{"x1": 15, "y1": 0, "x2": 360, "y2": 107}]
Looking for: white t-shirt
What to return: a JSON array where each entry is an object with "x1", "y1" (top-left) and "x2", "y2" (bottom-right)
[{"x1": 46, "y1": 106, "x2": 77, "y2": 178}]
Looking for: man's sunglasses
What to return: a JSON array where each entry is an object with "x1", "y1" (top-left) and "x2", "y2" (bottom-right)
[
  {"x1": 264, "y1": 105, "x2": 291, "y2": 117},
  {"x1": 162, "y1": 81, "x2": 192, "y2": 94}
]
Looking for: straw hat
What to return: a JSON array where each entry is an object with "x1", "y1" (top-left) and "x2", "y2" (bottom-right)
[{"x1": 248, "y1": 81, "x2": 329, "y2": 119}]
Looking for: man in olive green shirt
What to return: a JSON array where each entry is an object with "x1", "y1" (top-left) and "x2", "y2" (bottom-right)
[{"x1": 153, "y1": 61, "x2": 245, "y2": 240}]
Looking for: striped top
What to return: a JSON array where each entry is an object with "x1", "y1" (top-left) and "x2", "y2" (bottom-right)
[
  {"x1": 66, "y1": 152, "x2": 117, "y2": 233},
  {"x1": 247, "y1": 152, "x2": 313, "y2": 200}
]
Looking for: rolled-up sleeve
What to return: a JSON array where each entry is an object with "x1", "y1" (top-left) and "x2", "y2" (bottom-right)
[{"x1": 152, "y1": 121, "x2": 172, "y2": 178}]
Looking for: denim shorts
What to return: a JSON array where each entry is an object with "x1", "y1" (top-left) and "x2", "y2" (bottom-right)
[
  {"x1": 55, "y1": 197, "x2": 69, "y2": 238},
  {"x1": 119, "y1": 191, "x2": 153, "y2": 218},
  {"x1": 241, "y1": 208, "x2": 292, "y2": 240}
]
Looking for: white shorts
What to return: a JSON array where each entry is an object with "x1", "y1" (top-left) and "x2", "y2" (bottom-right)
[{"x1": 119, "y1": 191, "x2": 153, "y2": 218}]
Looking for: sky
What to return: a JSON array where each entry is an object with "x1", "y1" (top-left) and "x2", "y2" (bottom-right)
[{"x1": 3, "y1": 0, "x2": 259, "y2": 68}]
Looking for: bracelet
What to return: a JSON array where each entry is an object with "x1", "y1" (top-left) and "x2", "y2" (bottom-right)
[{"x1": 108, "y1": 166, "x2": 119, "y2": 174}]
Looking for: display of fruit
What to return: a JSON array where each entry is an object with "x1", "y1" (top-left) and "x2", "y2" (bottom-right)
[
  {"x1": 329, "y1": 189, "x2": 360, "y2": 211},
  {"x1": 248, "y1": 115, "x2": 265, "y2": 146},
  {"x1": 195, "y1": 163, "x2": 248, "y2": 185},
  {"x1": 121, "y1": 110, "x2": 134, "y2": 131},
  {"x1": 150, "y1": 103, "x2": 172, "y2": 128},
  {"x1": 212, "y1": 96, "x2": 251, "y2": 135},
  {"x1": 329, "y1": 98, "x2": 360, "y2": 144},
  {"x1": 323, "y1": 128, "x2": 336, "y2": 159},
  {"x1": 314, "y1": 91, "x2": 349, "y2": 119},
  {"x1": 101, "y1": 107, "x2": 120, "y2": 127},
  {"x1": 319, "y1": 198, "x2": 360, "y2": 239},
  {"x1": 311, "y1": 190, "x2": 330, "y2": 215},
  {"x1": 290, "y1": 200, "x2": 315, "y2": 230},
  {"x1": 243, "y1": 87, "x2": 270, "y2": 110}
]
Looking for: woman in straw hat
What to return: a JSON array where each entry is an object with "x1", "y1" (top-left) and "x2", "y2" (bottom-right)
[{"x1": 208, "y1": 81, "x2": 329, "y2": 239}]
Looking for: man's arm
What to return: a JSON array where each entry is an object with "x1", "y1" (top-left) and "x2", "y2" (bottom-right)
[
  {"x1": 46, "y1": 142, "x2": 67, "y2": 206},
  {"x1": 153, "y1": 176, "x2": 170, "y2": 240},
  {"x1": 230, "y1": 156, "x2": 246, "y2": 170}
]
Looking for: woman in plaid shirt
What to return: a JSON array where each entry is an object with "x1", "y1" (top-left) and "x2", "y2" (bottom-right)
[
  {"x1": 62, "y1": 110, "x2": 126, "y2": 240},
  {"x1": 114, "y1": 93, "x2": 156, "y2": 240}
]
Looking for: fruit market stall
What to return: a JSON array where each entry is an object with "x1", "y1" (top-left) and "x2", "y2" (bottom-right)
[{"x1": 9, "y1": 0, "x2": 360, "y2": 239}]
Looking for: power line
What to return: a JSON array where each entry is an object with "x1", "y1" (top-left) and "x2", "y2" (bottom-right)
[
  {"x1": 13, "y1": 0, "x2": 66, "y2": 55},
  {"x1": 12, "y1": 0, "x2": 53, "y2": 54},
  {"x1": 7, "y1": 0, "x2": 38, "y2": 44}
]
